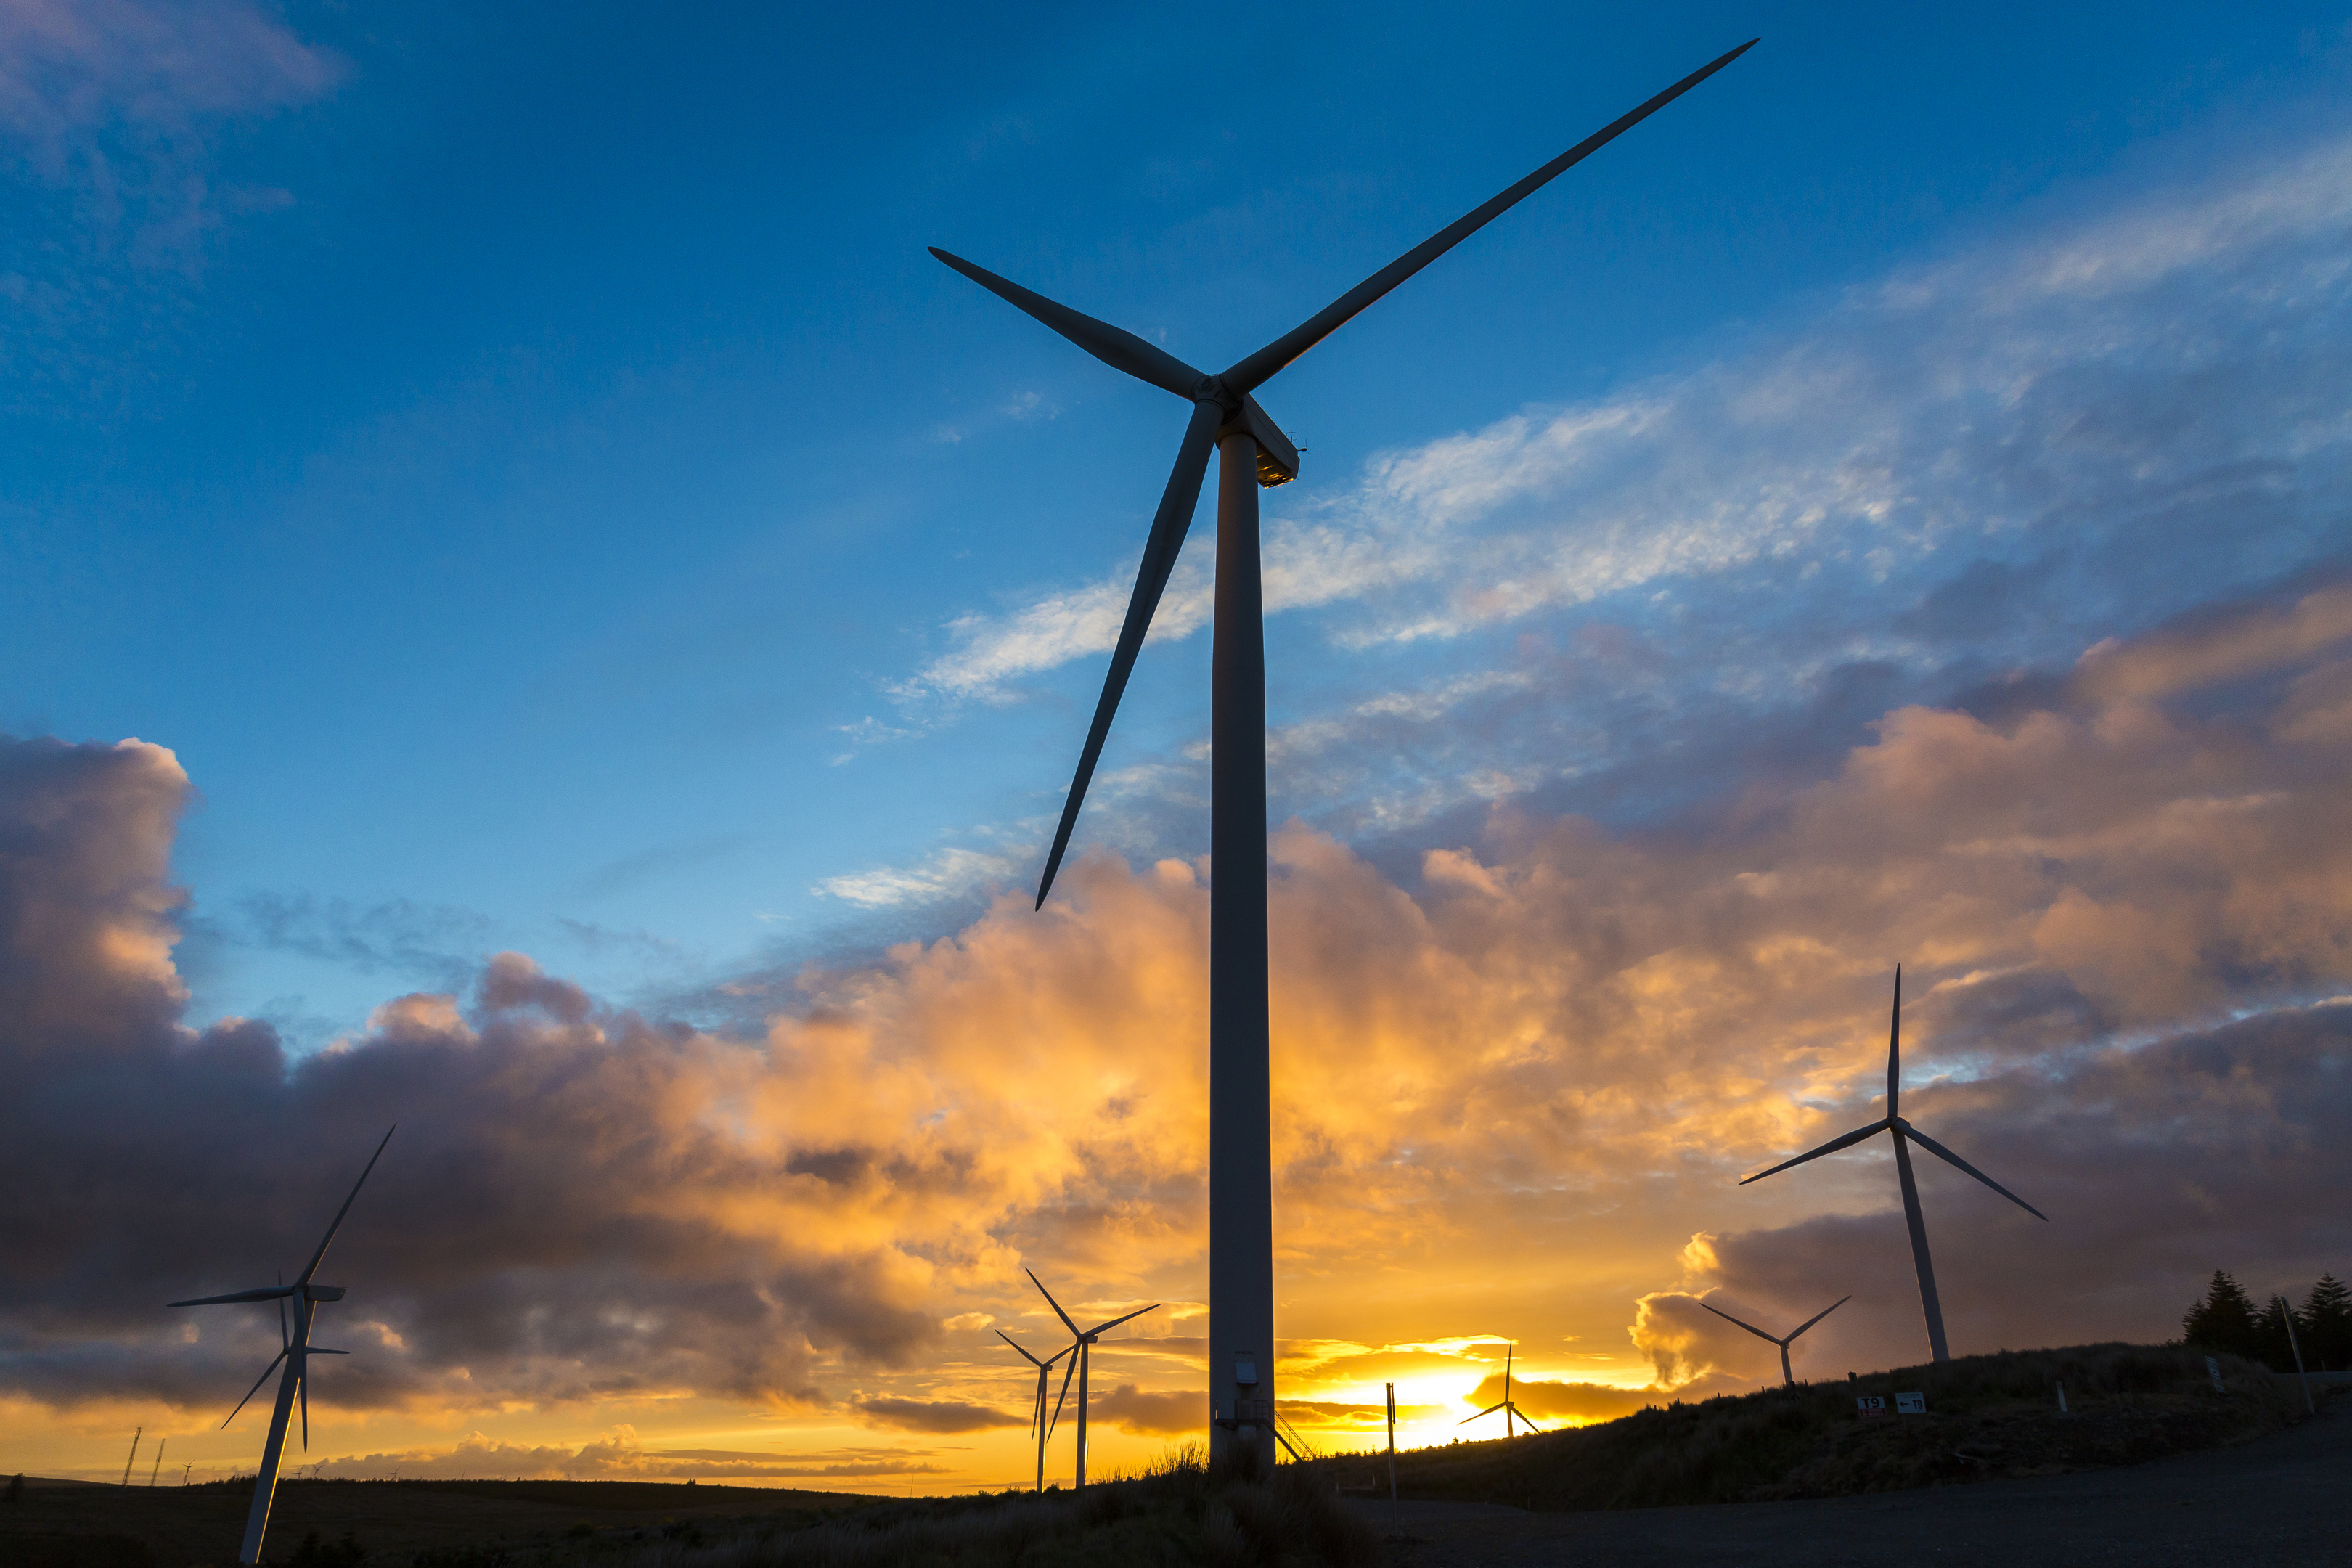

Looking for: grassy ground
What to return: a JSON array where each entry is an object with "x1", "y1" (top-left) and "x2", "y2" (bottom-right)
[
  {"x1": 0, "y1": 1474, "x2": 878, "y2": 1567},
  {"x1": 0, "y1": 1450, "x2": 1379, "y2": 1567},
  {"x1": 1323, "y1": 1342, "x2": 2305, "y2": 1512}
]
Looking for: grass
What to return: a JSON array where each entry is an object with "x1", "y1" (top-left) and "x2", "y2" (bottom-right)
[
  {"x1": 499, "y1": 1445, "x2": 1382, "y2": 1568},
  {"x1": 1328, "y1": 1342, "x2": 2306, "y2": 1512}
]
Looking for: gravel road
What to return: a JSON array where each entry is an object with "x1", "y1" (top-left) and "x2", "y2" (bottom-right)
[{"x1": 1352, "y1": 1397, "x2": 2350, "y2": 1567}]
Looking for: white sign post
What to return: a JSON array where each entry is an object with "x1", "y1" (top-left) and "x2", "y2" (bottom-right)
[{"x1": 1895, "y1": 1392, "x2": 1926, "y2": 1414}]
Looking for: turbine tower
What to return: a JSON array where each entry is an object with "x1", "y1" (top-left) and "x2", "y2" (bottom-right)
[
  {"x1": 995, "y1": 1329, "x2": 1073, "y2": 1493},
  {"x1": 170, "y1": 1127, "x2": 394, "y2": 1564},
  {"x1": 1458, "y1": 1341, "x2": 1539, "y2": 1437},
  {"x1": 1696, "y1": 1294, "x2": 1850, "y2": 1386},
  {"x1": 933, "y1": 39, "x2": 1755, "y2": 1474},
  {"x1": 1739, "y1": 968, "x2": 2046, "y2": 1361},
  {"x1": 1027, "y1": 1269, "x2": 1159, "y2": 1489}
]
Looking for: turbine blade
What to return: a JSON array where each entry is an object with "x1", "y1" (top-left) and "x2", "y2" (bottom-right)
[
  {"x1": 1083, "y1": 1302, "x2": 1161, "y2": 1337},
  {"x1": 1047, "y1": 1350, "x2": 1079, "y2": 1441},
  {"x1": 166, "y1": 1287, "x2": 294, "y2": 1308},
  {"x1": 1887, "y1": 965, "x2": 1903, "y2": 1122},
  {"x1": 1458, "y1": 1400, "x2": 1507, "y2": 1424},
  {"x1": 296, "y1": 1125, "x2": 396, "y2": 1286},
  {"x1": 1506, "y1": 1403, "x2": 1542, "y2": 1432},
  {"x1": 305, "y1": 1348, "x2": 350, "y2": 1356},
  {"x1": 1900, "y1": 1123, "x2": 2049, "y2": 1220},
  {"x1": 1738, "y1": 1119, "x2": 1891, "y2": 1185},
  {"x1": 1218, "y1": 39, "x2": 1758, "y2": 395},
  {"x1": 1034, "y1": 400, "x2": 1222, "y2": 906},
  {"x1": 222, "y1": 1349, "x2": 288, "y2": 1429},
  {"x1": 300, "y1": 1366, "x2": 309, "y2": 1451},
  {"x1": 1788, "y1": 1295, "x2": 1853, "y2": 1341},
  {"x1": 277, "y1": 1289, "x2": 287, "y2": 1352},
  {"x1": 996, "y1": 1329, "x2": 1045, "y2": 1368},
  {"x1": 1025, "y1": 1268, "x2": 1085, "y2": 1339},
  {"x1": 1696, "y1": 1299, "x2": 1780, "y2": 1345},
  {"x1": 928, "y1": 248, "x2": 1205, "y2": 400}
]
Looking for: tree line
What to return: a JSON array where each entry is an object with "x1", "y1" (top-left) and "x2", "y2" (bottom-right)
[{"x1": 2181, "y1": 1270, "x2": 2350, "y2": 1372}]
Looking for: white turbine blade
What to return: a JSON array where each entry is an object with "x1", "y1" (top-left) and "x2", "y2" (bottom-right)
[
  {"x1": 166, "y1": 1286, "x2": 293, "y2": 1308},
  {"x1": 1887, "y1": 966, "x2": 1903, "y2": 1122},
  {"x1": 995, "y1": 1329, "x2": 1045, "y2": 1368},
  {"x1": 1787, "y1": 1295, "x2": 1853, "y2": 1341},
  {"x1": 1082, "y1": 1302, "x2": 1161, "y2": 1337},
  {"x1": 296, "y1": 1125, "x2": 396, "y2": 1286},
  {"x1": 300, "y1": 1366, "x2": 309, "y2": 1451},
  {"x1": 1025, "y1": 1268, "x2": 1084, "y2": 1339},
  {"x1": 1696, "y1": 1299, "x2": 1780, "y2": 1345},
  {"x1": 1739, "y1": 1118, "x2": 1890, "y2": 1185},
  {"x1": 1458, "y1": 1400, "x2": 1507, "y2": 1424},
  {"x1": 221, "y1": 1349, "x2": 287, "y2": 1428},
  {"x1": 1900, "y1": 1123, "x2": 2048, "y2": 1220},
  {"x1": 1046, "y1": 1350, "x2": 1079, "y2": 1441},
  {"x1": 1506, "y1": 1403, "x2": 1542, "y2": 1432}
]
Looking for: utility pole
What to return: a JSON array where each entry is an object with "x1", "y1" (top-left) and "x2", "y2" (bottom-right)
[
  {"x1": 2279, "y1": 1296, "x2": 2315, "y2": 1415},
  {"x1": 121, "y1": 1429, "x2": 142, "y2": 1487},
  {"x1": 1384, "y1": 1383, "x2": 1397, "y2": 1504}
]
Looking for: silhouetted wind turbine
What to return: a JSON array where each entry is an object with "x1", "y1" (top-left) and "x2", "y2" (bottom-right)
[
  {"x1": 170, "y1": 1127, "x2": 393, "y2": 1564},
  {"x1": 1697, "y1": 1294, "x2": 1850, "y2": 1387},
  {"x1": 1458, "y1": 1342, "x2": 1540, "y2": 1437},
  {"x1": 995, "y1": 1329, "x2": 1073, "y2": 1493},
  {"x1": 1740, "y1": 968, "x2": 2046, "y2": 1362},
  {"x1": 934, "y1": 39, "x2": 1755, "y2": 1474},
  {"x1": 1028, "y1": 1269, "x2": 1159, "y2": 1490}
]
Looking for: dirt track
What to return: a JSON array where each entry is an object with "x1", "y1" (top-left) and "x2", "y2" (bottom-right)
[{"x1": 1353, "y1": 1398, "x2": 2351, "y2": 1567}]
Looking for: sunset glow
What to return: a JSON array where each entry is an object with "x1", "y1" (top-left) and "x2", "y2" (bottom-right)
[{"x1": 4, "y1": 0, "x2": 2348, "y2": 1507}]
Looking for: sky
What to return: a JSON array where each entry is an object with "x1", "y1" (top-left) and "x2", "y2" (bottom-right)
[{"x1": 4, "y1": 0, "x2": 2352, "y2": 1495}]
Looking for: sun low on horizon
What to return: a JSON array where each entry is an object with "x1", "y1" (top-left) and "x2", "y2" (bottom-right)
[{"x1": 4, "y1": 0, "x2": 2351, "y2": 1503}]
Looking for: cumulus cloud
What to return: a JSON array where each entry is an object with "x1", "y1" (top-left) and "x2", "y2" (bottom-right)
[
  {"x1": 1087, "y1": 1382, "x2": 1200, "y2": 1437},
  {"x1": 4, "y1": 575, "x2": 2351, "y2": 1472},
  {"x1": 854, "y1": 1396, "x2": 1021, "y2": 1434}
]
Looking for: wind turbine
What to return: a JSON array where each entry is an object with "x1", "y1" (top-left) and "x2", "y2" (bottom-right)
[
  {"x1": 170, "y1": 1127, "x2": 394, "y2": 1565},
  {"x1": 1697, "y1": 1294, "x2": 1850, "y2": 1387},
  {"x1": 995, "y1": 1329, "x2": 1073, "y2": 1493},
  {"x1": 1027, "y1": 1269, "x2": 1159, "y2": 1489},
  {"x1": 933, "y1": 40, "x2": 1756, "y2": 1474},
  {"x1": 1740, "y1": 968, "x2": 2046, "y2": 1362},
  {"x1": 1458, "y1": 1342, "x2": 1540, "y2": 1437}
]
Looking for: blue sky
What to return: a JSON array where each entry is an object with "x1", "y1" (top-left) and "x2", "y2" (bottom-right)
[{"x1": 6, "y1": 0, "x2": 2349, "y2": 1043}]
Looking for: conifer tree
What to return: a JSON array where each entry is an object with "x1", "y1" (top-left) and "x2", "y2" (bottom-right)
[
  {"x1": 2303, "y1": 1274, "x2": 2351, "y2": 1371},
  {"x1": 2181, "y1": 1269, "x2": 2261, "y2": 1359}
]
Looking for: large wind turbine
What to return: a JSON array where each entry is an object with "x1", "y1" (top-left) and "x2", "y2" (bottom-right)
[
  {"x1": 1458, "y1": 1341, "x2": 1541, "y2": 1438},
  {"x1": 1697, "y1": 1294, "x2": 1850, "y2": 1387},
  {"x1": 934, "y1": 40, "x2": 1756, "y2": 1473},
  {"x1": 171, "y1": 1127, "x2": 394, "y2": 1564},
  {"x1": 1027, "y1": 1269, "x2": 1159, "y2": 1489},
  {"x1": 995, "y1": 1329, "x2": 1073, "y2": 1493},
  {"x1": 1740, "y1": 968, "x2": 2046, "y2": 1362}
]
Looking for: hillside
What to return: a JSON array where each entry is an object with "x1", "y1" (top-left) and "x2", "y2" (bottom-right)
[{"x1": 1338, "y1": 1342, "x2": 2306, "y2": 1512}]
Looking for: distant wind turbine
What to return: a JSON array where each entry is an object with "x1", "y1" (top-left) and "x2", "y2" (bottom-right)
[
  {"x1": 1739, "y1": 968, "x2": 2046, "y2": 1362},
  {"x1": 170, "y1": 1127, "x2": 394, "y2": 1565},
  {"x1": 1027, "y1": 1269, "x2": 1159, "y2": 1490},
  {"x1": 995, "y1": 1329, "x2": 1073, "y2": 1493},
  {"x1": 1697, "y1": 1295, "x2": 1850, "y2": 1387},
  {"x1": 1458, "y1": 1342, "x2": 1540, "y2": 1437},
  {"x1": 933, "y1": 37, "x2": 1756, "y2": 1474}
]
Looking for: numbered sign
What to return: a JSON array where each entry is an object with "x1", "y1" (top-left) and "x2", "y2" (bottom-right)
[
  {"x1": 1895, "y1": 1392, "x2": 1925, "y2": 1414},
  {"x1": 1855, "y1": 1395, "x2": 1886, "y2": 1416}
]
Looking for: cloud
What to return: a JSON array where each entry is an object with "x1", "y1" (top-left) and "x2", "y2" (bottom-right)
[
  {"x1": 855, "y1": 1396, "x2": 1021, "y2": 1433},
  {"x1": 870, "y1": 127, "x2": 2352, "y2": 907},
  {"x1": 303, "y1": 1427, "x2": 950, "y2": 1482},
  {"x1": 4, "y1": 574, "x2": 2351, "y2": 1467},
  {"x1": 1087, "y1": 1382, "x2": 1200, "y2": 1437},
  {"x1": 814, "y1": 844, "x2": 1023, "y2": 908}
]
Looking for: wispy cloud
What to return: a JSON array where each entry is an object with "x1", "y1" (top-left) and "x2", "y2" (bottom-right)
[{"x1": 813, "y1": 844, "x2": 1024, "y2": 908}]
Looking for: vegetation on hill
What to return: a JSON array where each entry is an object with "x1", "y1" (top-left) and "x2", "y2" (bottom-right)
[{"x1": 1332, "y1": 1342, "x2": 2304, "y2": 1514}]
